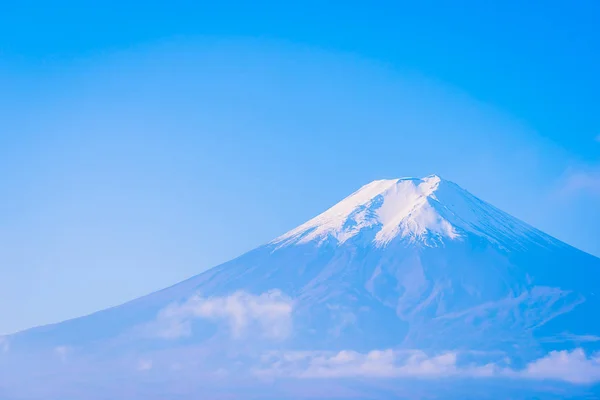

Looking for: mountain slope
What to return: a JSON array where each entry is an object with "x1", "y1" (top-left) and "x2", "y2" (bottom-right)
[{"x1": 2, "y1": 175, "x2": 600, "y2": 399}]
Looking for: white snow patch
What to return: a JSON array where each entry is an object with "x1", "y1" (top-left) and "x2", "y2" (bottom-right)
[
  {"x1": 372, "y1": 176, "x2": 459, "y2": 245},
  {"x1": 272, "y1": 174, "x2": 553, "y2": 249},
  {"x1": 273, "y1": 179, "x2": 398, "y2": 246}
]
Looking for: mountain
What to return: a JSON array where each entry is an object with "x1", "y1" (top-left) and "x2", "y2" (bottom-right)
[{"x1": 2, "y1": 175, "x2": 600, "y2": 400}]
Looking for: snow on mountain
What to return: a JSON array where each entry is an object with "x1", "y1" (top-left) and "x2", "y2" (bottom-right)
[
  {"x1": 1, "y1": 175, "x2": 599, "y2": 400},
  {"x1": 272, "y1": 175, "x2": 555, "y2": 249}
]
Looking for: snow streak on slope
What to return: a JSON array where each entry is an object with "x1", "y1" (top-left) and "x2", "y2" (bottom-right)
[{"x1": 272, "y1": 175, "x2": 555, "y2": 249}]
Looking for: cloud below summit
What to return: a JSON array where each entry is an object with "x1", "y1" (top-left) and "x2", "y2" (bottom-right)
[
  {"x1": 254, "y1": 348, "x2": 600, "y2": 384},
  {"x1": 151, "y1": 290, "x2": 293, "y2": 340}
]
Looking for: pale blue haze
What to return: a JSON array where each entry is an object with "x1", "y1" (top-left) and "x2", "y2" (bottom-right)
[{"x1": 1, "y1": 1, "x2": 600, "y2": 336}]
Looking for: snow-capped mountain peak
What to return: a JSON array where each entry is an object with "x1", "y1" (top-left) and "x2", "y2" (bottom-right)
[
  {"x1": 272, "y1": 175, "x2": 550, "y2": 248},
  {"x1": 4, "y1": 173, "x2": 600, "y2": 399}
]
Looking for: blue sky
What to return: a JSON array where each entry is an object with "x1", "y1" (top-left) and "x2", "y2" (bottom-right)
[{"x1": 1, "y1": 1, "x2": 599, "y2": 335}]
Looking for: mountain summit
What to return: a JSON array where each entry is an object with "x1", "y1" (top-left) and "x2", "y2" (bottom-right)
[
  {"x1": 2, "y1": 175, "x2": 600, "y2": 399},
  {"x1": 273, "y1": 175, "x2": 554, "y2": 249}
]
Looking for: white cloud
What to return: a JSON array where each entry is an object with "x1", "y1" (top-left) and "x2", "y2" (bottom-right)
[
  {"x1": 152, "y1": 290, "x2": 293, "y2": 340},
  {"x1": 152, "y1": 317, "x2": 192, "y2": 339},
  {"x1": 520, "y1": 348, "x2": 600, "y2": 384},
  {"x1": 255, "y1": 348, "x2": 600, "y2": 384},
  {"x1": 255, "y1": 349, "x2": 497, "y2": 379}
]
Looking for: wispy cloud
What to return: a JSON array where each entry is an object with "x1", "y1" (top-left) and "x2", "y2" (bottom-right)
[
  {"x1": 151, "y1": 290, "x2": 293, "y2": 340},
  {"x1": 255, "y1": 348, "x2": 600, "y2": 384},
  {"x1": 540, "y1": 333, "x2": 600, "y2": 344},
  {"x1": 558, "y1": 168, "x2": 600, "y2": 197},
  {"x1": 299, "y1": 350, "x2": 473, "y2": 379},
  {"x1": 255, "y1": 349, "x2": 498, "y2": 379}
]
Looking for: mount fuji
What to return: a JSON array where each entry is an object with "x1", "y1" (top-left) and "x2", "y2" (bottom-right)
[{"x1": 2, "y1": 175, "x2": 600, "y2": 399}]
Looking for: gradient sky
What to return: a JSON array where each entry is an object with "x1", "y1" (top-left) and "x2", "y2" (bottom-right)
[{"x1": 1, "y1": 1, "x2": 599, "y2": 335}]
